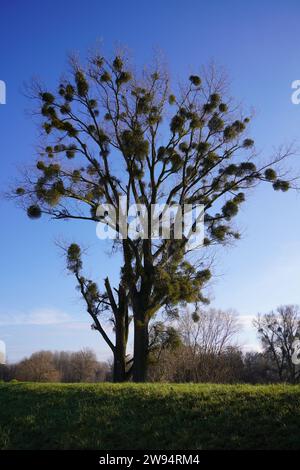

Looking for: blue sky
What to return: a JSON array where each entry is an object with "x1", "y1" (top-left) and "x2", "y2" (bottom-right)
[{"x1": 1, "y1": 0, "x2": 300, "y2": 362}]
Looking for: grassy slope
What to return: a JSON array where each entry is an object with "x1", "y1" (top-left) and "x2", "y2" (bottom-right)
[{"x1": 0, "y1": 383, "x2": 300, "y2": 450}]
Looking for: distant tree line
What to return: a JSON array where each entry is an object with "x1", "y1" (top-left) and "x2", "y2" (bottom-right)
[
  {"x1": 0, "y1": 349, "x2": 110, "y2": 383},
  {"x1": 1, "y1": 305, "x2": 299, "y2": 384}
]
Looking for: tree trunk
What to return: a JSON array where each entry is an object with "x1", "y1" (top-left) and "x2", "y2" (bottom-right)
[
  {"x1": 132, "y1": 316, "x2": 149, "y2": 382},
  {"x1": 113, "y1": 350, "x2": 126, "y2": 382},
  {"x1": 113, "y1": 314, "x2": 127, "y2": 382}
]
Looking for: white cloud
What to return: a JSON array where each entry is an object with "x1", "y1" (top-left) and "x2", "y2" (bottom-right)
[
  {"x1": 236, "y1": 314, "x2": 260, "y2": 351},
  {"x1": 238, "y1": 314, "x2": 255, "y2": 329},
  {"x1": 0, "y1": 308, "x2": 87, "y2": 327}
]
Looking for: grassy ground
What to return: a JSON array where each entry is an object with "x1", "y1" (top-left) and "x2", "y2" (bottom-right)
[{"x1": 0, "y1": 382, "x2": 300, "y2": 449}]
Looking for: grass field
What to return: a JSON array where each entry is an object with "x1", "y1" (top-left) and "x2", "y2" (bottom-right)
[{"x1": 0, "y1": 382, "x2": 300, "y2": 449}]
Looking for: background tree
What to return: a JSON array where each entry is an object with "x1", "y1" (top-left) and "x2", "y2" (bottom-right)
[
  {"x1": 179, "y1": 308, "x2": 240, "y2": 355},
  {"x1": 148, "y1": 320, "x2": 182, "y2": 367},
  {"x1": 1, "y1": 349, "x2": 109, "y2": 383},
  {"x1": 65, "y1": 349, "x2": 100, "y2": 382},
  {"x1": 148, "y1": 308, "x2": 242, "y2": 382},
  {"x1": 253, "y1": 305, "x2": 300, "y2": 383},
  {"x1": 242, "y1": 351, "x2": 277, "y2": 384},
  {"x1": 53, "y1": 349, "x2": 110, "y2": 382},
  {"x1": 14, "y1": 50, "x2": 293, "y2": 381},
  {"x1": 15, "y1": 351, "x2": 60, "y2": 382}
]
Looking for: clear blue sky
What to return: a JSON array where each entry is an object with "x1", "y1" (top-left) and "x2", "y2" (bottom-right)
[{"x1": 1, "y1": 0, "x2": 300, "y2": 361}]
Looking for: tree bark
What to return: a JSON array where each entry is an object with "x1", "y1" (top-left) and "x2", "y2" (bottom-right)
[
  {"x1": 113, "y1": 350, "x2": 126, "y2": 382},
  {"x1": 112, "y1": 312, "x2": 125, "y2": 382},
  {"x1": 132, "y1": 316, "x2": 149, "y2": 382},
  {"x1": 104, "y1": 279, "x2": 129, "y2": 383}
]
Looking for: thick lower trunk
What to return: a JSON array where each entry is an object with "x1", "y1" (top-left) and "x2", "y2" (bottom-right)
[
  {"x1": 132, "y1": 317, "x2": 149, "y2": 382},
  {"x1": 113, "y1": 350, "x2": 126, "y2": 382},
  {"x1": 112, "y1": 314, "x2": 127, "y2": 382}
]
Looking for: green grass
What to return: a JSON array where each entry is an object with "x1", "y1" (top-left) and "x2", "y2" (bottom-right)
[{"x1": 0, "y1": 383, "x2": 300, "y2": 449}]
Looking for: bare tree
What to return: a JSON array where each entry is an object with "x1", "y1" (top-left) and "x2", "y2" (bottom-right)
[
  {"x1": 148, "y1": 308, "x2": 241, "y2": 382},
  {"x1": 179, "y1": 308, "x2": 240, "y2": 354},
  {"x1": 253, "y1": 305, "x2": 300, "y2": 383},
  {"x1": 15, "y1": 351, "x2": 60, "y2": 382},
  {"x1": 69, "y1": 349, "x2": 99, "y2": 382},
  {"x1": 53, "y1": 349, "x2": 110, "y2": 382},
  {"x1": 148, "y1": 344, "x2": 244, "y2": 383}
]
